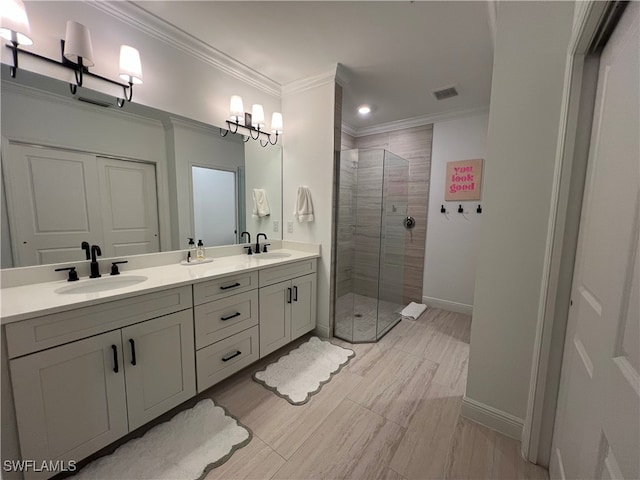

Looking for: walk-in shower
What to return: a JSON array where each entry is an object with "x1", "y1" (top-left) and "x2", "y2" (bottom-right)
[{"x1": 334, "y1": 148, "x2": 410, "y2": 343}]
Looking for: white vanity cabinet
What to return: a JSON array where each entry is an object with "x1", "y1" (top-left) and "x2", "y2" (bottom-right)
[
  {"x1": 193, "y1": 272, "x2": 260, "y2": 392},
  {"x1": 259, "y1": 259, "x2": 317, "y2": 357},
  {"x1": 6, "y1": 286, "x2": 195, "y2": 479}
]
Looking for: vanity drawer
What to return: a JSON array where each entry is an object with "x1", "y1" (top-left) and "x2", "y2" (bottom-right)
[
  {"x1": 196, "y1": 325, "x2": 259, "y2": 392},
  {"x1": 5, "y1": 286, "x2": 192, "y2": 359},
  {"x1": 193, "y1": 271, "x2": 258, "y2": 306},
  {"x1": 259, "y1": 258, "x2": 317, "y2": 287},
  {"x1": 194, "y1": 290, "x2": 259, "y2": 349}
]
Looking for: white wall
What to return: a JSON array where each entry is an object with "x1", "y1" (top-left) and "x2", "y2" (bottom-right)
[
  {"x1": 282, "y1": 80, "x2": 337, "y2": 338},
  {"x1": 423, "y1": 113, "x2": 488, "y2": 314},
  {"x1": 244, "y1": 140, "x2": 282, "y2": 240},
  {"x1": 463, "y1": 0, "x2": 575, "y2": 436}
]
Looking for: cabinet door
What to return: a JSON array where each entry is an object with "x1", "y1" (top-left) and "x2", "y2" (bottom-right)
[
  {"x1": 291, "y1": 273, "x2": 317, "y2": 340},
  {"x1": 259, "y1": 279, "x2": 292, "y2": 357},
  {"x1": 9, "y1": 330, "x2": 128, "y2": 476},
  {"x1": 122, "y1": 310, "x2": 196, "y2": 431}
]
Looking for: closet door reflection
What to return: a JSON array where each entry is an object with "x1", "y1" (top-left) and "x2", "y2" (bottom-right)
[{"x1": 191, "y1": 166, "x2": 237, "y2": 246}]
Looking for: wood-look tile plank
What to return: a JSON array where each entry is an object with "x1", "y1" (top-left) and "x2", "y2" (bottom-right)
[
  {"x1": 272, "y1": 399, "x2": 405, "y2": 480},
  {"x1": 218, "y1": 367, "x2": 363, "y2": 460},
  {"x1": 390, "y1": 382, "x2": 462, "y2": 480},
  {"x1": 445, "y1": 417, "x2": 497, "y2": 479},
  {"x1": 204, "y1": 435, "x2": 285, "y2": 480},
  {"x1": 348, "y1": 347, "x2": 438, "y2": 427}
]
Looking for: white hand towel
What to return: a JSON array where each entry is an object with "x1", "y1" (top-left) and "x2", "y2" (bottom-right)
[
  {"x1": 294, "y1": 186, "x2": 314, "y2": 222},
  {"x1": 400, "y1": 302, "x2": 427, "y2": 319},
  {"x1": 252, "y1": 189, "x2": 271, "y2": 217}
]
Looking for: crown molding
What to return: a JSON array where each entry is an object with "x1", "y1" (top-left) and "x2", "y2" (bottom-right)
[
  {"x1": 281, "y1": 69, "x2": 334, "y2": 97},
  {"x1": 86, "y1": 1, "x2": 281, "y2": 98},
  {"x1": 1, "y1": 79, "x2": 163, "y2": 128},
  {"x1": 350, "y1": 106, "x2": 490, "y2": 137},
  {"x1": 341, "y1": 122, "x2": 357, "y2": 137}
]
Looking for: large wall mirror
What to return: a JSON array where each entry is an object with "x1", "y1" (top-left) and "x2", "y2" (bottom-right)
[{"x1": 0, "y1": 67, "x2": 282, "y2": 269}]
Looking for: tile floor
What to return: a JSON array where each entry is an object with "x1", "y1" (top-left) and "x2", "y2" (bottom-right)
[
  {"x1": 203, "y1": 307, "x2": 549, "y2": 480},
  {"x1": 334, "y1": 292, "x2": 403, "y2": 342}
]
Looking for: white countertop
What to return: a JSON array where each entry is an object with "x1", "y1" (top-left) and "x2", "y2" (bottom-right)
[{"x1": 1, "y1": 249, "x2": 319, "y2": 324}]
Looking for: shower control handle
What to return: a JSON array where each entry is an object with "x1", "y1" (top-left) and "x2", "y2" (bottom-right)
[{"x1": 403, "y1": 216, "x2": 416, "y2": 229}]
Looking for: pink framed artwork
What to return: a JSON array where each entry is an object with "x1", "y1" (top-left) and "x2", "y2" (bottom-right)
[{"x1": 445, "y1": 159, "x2": 483, "y2": 201}]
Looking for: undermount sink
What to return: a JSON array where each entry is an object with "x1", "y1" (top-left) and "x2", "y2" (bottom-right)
[
  {"x1": 55, "y1": 275, "x2": 148, "y2": 294},
  {"x1": 255, "y1": 252, "x2": 292, "y2": 259}
]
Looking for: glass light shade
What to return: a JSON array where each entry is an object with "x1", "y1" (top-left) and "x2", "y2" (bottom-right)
[
  {"x1": 229, "y1": 95, "x2": 244, "y2": 122},
  {"x1": 251, "y1": 104, "x2": 265, "y2": 129},
  {"x1": 119, "y1": 45, "x2": 143, "y2": 84},
  {"x1": 0, "y1": 0, "x2": 32, "y2": 45},
  {"x1": 63, "y1": 21, "x2": 94, "y2": 66},
  {"x1": 271, "y1": 112, "x2": 283, "y2": 134}
]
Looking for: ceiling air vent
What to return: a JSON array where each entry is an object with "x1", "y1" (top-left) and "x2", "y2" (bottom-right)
[
  {"x1": 432, "y1": 86, "x2": 458, "y2": 101},
  {"x1": 78, "y1": 96, "x2": 112, "y2": 108}
]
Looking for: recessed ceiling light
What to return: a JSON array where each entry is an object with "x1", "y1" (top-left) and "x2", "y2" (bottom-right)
[{"x1": 358, "y1": 105, "x2": 371, "y2": 115}]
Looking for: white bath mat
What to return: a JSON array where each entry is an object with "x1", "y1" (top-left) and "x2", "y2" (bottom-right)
[
  {"x1": 72, "y1": 399, "x2": 251, "y2": 480},
  {"x1": 253, "y1": 337, "x2": 355, "y2": 405},
  {"x1": 401, "y1": 301, "x2": 428, "y2": 319}
]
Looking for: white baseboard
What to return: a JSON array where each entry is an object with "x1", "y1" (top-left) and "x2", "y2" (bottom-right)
[
  {"x1": 422, "y1": 296, "x2": 473, "y2": 316},
  {"x1": 461, "y1": 396, "x2": 524, "y2": 440},
  {"x1": 313, "y1": 325, "x2": 331, "y2": 339}
]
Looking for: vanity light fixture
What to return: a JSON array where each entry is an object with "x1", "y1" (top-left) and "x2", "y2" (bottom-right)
[
  {"x1": 3, "y1": 3, "x2": 143, "y2": 108},
  {"x1": 220, "y1": 95, "x2": 283, "y2": 147}
]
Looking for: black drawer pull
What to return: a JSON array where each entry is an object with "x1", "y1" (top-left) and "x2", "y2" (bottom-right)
[
  {"x1": 129, "y1": 339, "x2": 137, "y2": 366},
  {"x1": 293, "y1": 286, "x2": 298, "y2": 302},
  {"x1": 111, "y1": 345, "x2": 119, "y2": 373},
  {"x1": 220, "y1": 282, "x2": 241, "y2": 290},
  {"x1": 221, "y1": 312, "x2": 241, "y2": 321},
  {"x1": 287, "y1": 287, "x2": 292, "y2": 304},
  {"x1": 222, "y1": 350, "x2": 242, "y2": 362}
]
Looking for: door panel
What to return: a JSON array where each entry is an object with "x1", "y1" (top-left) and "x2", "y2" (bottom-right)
[
  {"x1": 97, "y1": 157, "x2": 160, "y2": 258},
  {"x1": 122, "y1": 310, "x2": 195, "y2": 431},
  {"x1": 259, "y1": 279, "x2": 291, "y2": 357},
  {"x1": 2, "y1": 145, "x2": 102, "y2": 266},
  {"x1": 291, "y1": 273, "x2": 317, "y2": 339},
  {"x1": 551, "y1": 4, "x2": 639, "y2": 479},
  {"x1": 9, "y1": 330, "x2": 128, "y2": 476}
]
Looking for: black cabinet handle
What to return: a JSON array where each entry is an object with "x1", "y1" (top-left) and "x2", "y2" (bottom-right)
[
  {"x1": 221, "y1": 312, "x2": 241, "y2": 321},
  {"x1": 293, "y1": 286, "x2": 298, "y2": 302},
  {"x1": 111, "y1": 345, "x2": 119, "y2": 373},
  {"x1": 129, "y1": 339, "x2": 137, "y2": 366},
  {"x1": 222, "y1": 351, "x2": 241, "y2": 362},
  {"x1": 287, "y1": 287, "x2": 292, "y2": 304},
  {"x1": 220, "y1": 282, "x2": 241, "y2": 290}
]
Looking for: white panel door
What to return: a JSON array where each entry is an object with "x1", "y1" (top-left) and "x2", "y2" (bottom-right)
[
  {"x1": 97, "y1": 157, "x2": 160, "y2": 258},
  {"x1": 192, "y1": 166, "x2": 237, "y2": 246},
  {"x1": 9, "y1": 330, "x2": 128, "y2": 479},
  {"x1": 551, "y1": 4, "x2": 639, "y2": 480},
  {"x1": 2, "y1": 145, "x2": 103, "y2": 266},
  {"x1": 122, "y1": 310, "x2": 196, "y2": 431}
]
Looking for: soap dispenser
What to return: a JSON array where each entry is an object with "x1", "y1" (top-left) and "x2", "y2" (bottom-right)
[
  {"x1": 187, "y1": 238, "x2": 196, "y2": 260},
  {"x1": 196, "y1": 239, "x2": 205, "y2": 260}
]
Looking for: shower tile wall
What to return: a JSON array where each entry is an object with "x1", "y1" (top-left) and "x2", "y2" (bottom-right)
[{"x1": 342, "y1": 125, "x2": 433, "y2": 303}]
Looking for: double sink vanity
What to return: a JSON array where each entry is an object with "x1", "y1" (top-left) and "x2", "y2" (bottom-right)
[{"x1": 1, "y1": 242, "x2": 319, "y2": 479}]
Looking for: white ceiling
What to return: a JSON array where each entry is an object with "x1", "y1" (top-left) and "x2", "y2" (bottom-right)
[{"x1": 131, "y1": 1, "x2": 495, "y2": 132}]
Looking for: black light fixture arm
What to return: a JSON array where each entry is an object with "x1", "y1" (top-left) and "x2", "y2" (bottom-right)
[
  {"x1": 220, "y1": 119, "x2": 280, "y2": 147},
  {"x1": 5, "y1": 42, "x2": 134, "y2": 106}
]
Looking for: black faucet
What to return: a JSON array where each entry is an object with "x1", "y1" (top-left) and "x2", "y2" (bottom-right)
[
  {"x1": 240, "y1": 231, "x2": 252, "y2": 254},
  {"x1": 90, "y1": 245, "x2": 102, "y2": 278},
  {"x1": 81, "y1": 241, "x2": 90, "y2": 260},
  {"x1": 256, "y1": 233, "x2": 267, "y2": 254}
]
